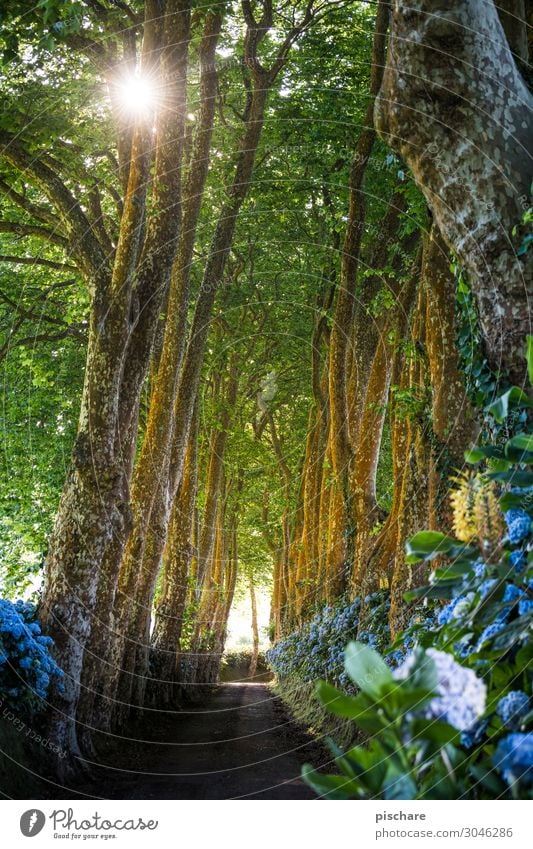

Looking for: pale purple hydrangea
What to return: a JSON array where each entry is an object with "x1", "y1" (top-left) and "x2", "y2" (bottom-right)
[{"x1": 393, "y1": 648, "x2": 486, "y2": 731}]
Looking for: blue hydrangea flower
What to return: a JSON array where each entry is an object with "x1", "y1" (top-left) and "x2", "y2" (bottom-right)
[
  {"x1": 394, "y1": 649, "x2": 486, "y2": 731},
  {"x1": 497, "y1": 691, "x2": 530, "y2": 730},
  {"x1": 0, "y1": 597, "x2": 64, "y2": 710},
  {"x1": 478, "y1": 579, "x2": 497, "y2": 600},
  {"x1": 461, "y1": 717, "x2": 489, "y2": 748},
  {"x1": 493, "y1": 733, "x2": 533, "y2": 786},
  {"x1": 504, "y1": 510, "x2": 532, "y2": 544},
  {"x1": 474, "y1": 560, "x2": 487, "y2": 579},
  {"x1": 510, "y1": 549, "x2": 526, "y2": 572},
  {"x1": 386, "y1": 649, "x2": 406, "y2": 668},
  {"x1": 494, "y1": 583, "x2": 524, "y2": 623},
  {"x1": 518, "y1": 598, "x2": 533, "y2": 616},
  {"x1": 454, "y1": 635, "x2": 475, "y2": 658},
  {"x1": 267, "y1": 593, "x2": 390, "y2": 689},
  {"x1": 437, "y1": 597, "x2": 462, "y2": 626},
  {"x1": 476, "y1": 621, "x2": 506, "y2": 650},
  {"x1": 452, "y1": 593, "x2": 475, "y2": 619}
]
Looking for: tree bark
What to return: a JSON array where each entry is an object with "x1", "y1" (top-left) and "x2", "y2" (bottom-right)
[
  {"x1": 375, "y1": 0, "x2": 533, "y2": 385},
  {"x1": 249, "y1": 577, "x2": 260, "y2": 678}
]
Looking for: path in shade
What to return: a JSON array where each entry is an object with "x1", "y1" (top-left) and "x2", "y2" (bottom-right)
[{"x1": 74, "y1": 683, "x2": 326, "y2": 800}]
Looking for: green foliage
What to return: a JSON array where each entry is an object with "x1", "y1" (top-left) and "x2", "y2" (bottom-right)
[
  {"x1": 0, "y1": 264, "x2": 84, "y2": 593},
  {"x1": 302, "y1": 345, "x2": 533, "y2": 800},
  {"x1": 267, "y1": 592, "x2": 391, "y2": 690},
  {"x1": 303, "y1": 643, "x2": 474, "y2": 800},
  {"x1": 455, "y1": 266, "x2": 499, "y2": 410}
]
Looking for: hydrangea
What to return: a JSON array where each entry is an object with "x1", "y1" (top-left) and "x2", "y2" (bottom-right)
[
  {"x1": 518, "y1": 598, "x2": 533, "y2": 616},
  {"x1": 504, "y1": 509, "x2": 532, "y2": 545},
  {"x1": 0, "y1": 598, "x2": 64, "y2": 711},
  {"x1": 454, "y1": 635, "x2": 475, "y2": 658},
  {"x1": 461, "y1": 717, "x2": 489, "y2": 749},
  {"x1": 437, "y1": 596, "x2": 463, "y2": 626},
  {"x1": 452, "y1": 593, "x2": 475, "y2": 619},
  {"x1": 478, "y1": 578, "x2": 497, "y2": 600},
  {"x1": 474, "y1": 560, "x2": 488, "y2": 579},
  {"x1": 394, "y1": 649, "x2": 486, "y2": 731},
  {"x1": 476, "y1": 621, "x2": 506, "y2": 650},
  {"x1": 497, "y1": 691, "x2": 530, "y2": 730},
  {"x1": 386, "y1": 648, "x2": 407, "y2": 668},
  {"x1": 494, "y1": 583, "x2": 524, "y2": 623},
  {"x1": 493, "y1": 733, "x2": 533, "y2": 786},
  {"x1": 267, "y1": 592, "x2": 390, "y2": 691},
  {"x1": 509, "y1": 549, "x2": 526, "y2": 572}
]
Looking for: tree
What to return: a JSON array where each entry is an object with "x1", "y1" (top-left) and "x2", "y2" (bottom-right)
[{"x1": 375, "y1": 0, "x2": 533, "y2": 385}]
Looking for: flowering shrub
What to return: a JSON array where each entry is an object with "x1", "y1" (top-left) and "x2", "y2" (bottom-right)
[
  {"x1": 267, "y1": 591, "x2": 391, "y2": 691},
  {"x1": 393, "y1": 648, "x2": 487, "y2": 731},
  {"x1": 303, "y1": 642, "x2": 493, "y2": 799},
  {"x1": 0, "y1": 598, "x2": 64, "y2": 713},
  {"x1": 300, "y1": 344, "x2": 533, "y2": 798}
]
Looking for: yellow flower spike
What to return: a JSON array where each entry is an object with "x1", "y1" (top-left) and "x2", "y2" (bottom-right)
[
  {"x1": 474, "y1": 479, "x2": 504, "y2": 556},
  {"x1": 449, "y1": 471, "x2": 479, "y2": 543}
]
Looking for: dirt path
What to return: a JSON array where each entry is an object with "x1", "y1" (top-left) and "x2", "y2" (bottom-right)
[{"x1": 70, "y1": 683, "x2": 326, "y2": 800}]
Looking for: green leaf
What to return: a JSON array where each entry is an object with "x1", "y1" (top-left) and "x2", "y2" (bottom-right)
[
  {"x1": 489, "y1": 470, "x2": 533, "y2": 487},
  {"x1": 394, "y1": 685, "x2": 435, "y2": 713},
  {"x1": 343, "y1": 740, "x2": 388, "y2": 792},
  {"x1": 410, "y1": 718, "x2": 460, "y2": 747},
  {"x1": 344, "y1": 641, "x2": 393, "y2": 697},
  {"x1": 301, "y1": 764, "x2": 360, "y2": 799},
  {"x1": 505, "y1": 433, "x2": 533, "y2": 463},
  {"x1": 469, "y1": 764, "x2": 506, "y2": 795},
  {"x1": 315, "y1": 681, "x2": 374, "y2": 721},
  {"x1": 403, "y1": 648, "x2": 439, "y2": 693},
  {"x1": 383, "y1": 770, "x2": 417, "y2": 800},
  {"x1": 405, "y1": 580, "x2": 459, "y2": 601},
  {"x1": 499, "y1": 491, "x2": 533, "y2": 511},
  {"x1": 527, "y1": 335, "x2": 533, "y2": 385},
  {"x1": 465, "y1": 445, "x2": 505, "y2": 464},
  {"x1": 492, "y1": 615, "x2": 533, "y2": 651},
  {"x1": 405, "y1": 531, "x2": 467, "y2": 563},
  {"x1": 486, "y1": 387, "x2": 533, "y2": 423}
]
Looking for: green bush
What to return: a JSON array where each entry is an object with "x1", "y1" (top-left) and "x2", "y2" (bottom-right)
[{"x1": 303, "y1": 339, "x2": 533, "y2": 799}]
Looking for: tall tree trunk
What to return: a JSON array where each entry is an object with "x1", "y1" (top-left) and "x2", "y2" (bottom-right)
[
  {"x1": 375, "y1": 0, "x2": 533, "y2": 385},
  {"x1": 148, "y1": 403, "x2": 199, "y2": 707},
  {"x1": 111, "y1": 12, "x2": 221, "y2": 676},
  {"x1": 161, "y1": 365, "x2": 237, "y2": 694},
  {"x1": 107, "y1": 37, "x2": 275, "y2": 718},
  {"x1": 38, "y1": 2, "x2": 192, "y2": 760},
  {"x1": 388, "y1": 265, "x2": 431, "y2": 632},
  {"x1": 249, "y1": 576, "x2": 260, "y2": 678},
  {"x1": 350, "y1": 233, "x2": 420, "y2": 592},
  {"x1": 424, "y1": 225, "x2": 478, "y2": 531}
]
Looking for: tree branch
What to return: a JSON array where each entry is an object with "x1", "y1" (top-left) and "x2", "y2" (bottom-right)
[
  {"x1": 0, "y1": 254, "x2": 77, "y2": 271},
  {"x1": 0, "y1": 177, "x2": 60, "y2": 228},
  {"x1": 0, "y1": 288, "x2": 85, "y2": 339},
  {"x1": 0, "y1": 130, "x2": 111, "y2": 281},
  {"x1": 0, "y1": 220, "x2": 68, "y2": 249}
]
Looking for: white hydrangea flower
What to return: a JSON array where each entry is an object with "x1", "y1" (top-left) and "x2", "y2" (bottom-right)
[
  {"x1": 452, "y1": 592, "x2": 475, "y2": 619},
  {"x1": 394, "y1": 648, "x2": 486, "y2": 731}
]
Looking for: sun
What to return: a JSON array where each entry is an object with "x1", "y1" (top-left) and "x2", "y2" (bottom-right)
[{"x1": 112, "y1": 71, "x2": 158, "y2": 119}]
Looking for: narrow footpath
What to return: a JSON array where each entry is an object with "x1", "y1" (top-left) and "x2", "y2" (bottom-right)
[{"x1": 71, "y1": 684, "x2": 327, "y2": 800}]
